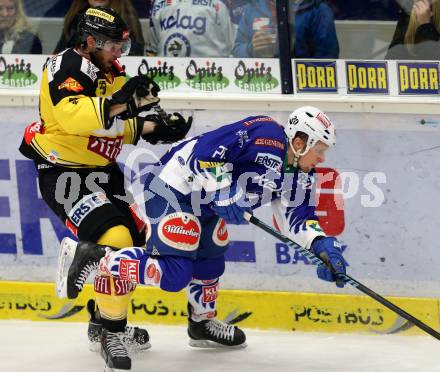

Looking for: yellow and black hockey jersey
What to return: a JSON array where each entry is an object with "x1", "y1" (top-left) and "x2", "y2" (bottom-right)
[{"x1": 20, "y1": 48, "x2": 142, "y2": 168}]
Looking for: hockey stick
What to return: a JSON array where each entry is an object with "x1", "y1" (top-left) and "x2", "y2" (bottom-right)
[
  {"x1": 152, "y1": 103, "x2": 179, "y2": 123},
  {"x1": 243, "y1": 211, "x2": 440, "y2": 341}
]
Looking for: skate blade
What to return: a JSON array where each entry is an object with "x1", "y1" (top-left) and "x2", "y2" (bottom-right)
[
  {"x1": 126, "y1": 341, "x2": 152, "y2": 353},
  {"x1": 104, "y1": 367, "x2": 130, "y2": 372},
  {"x1": 188, "y1": 339, "x2": 247, "y2": 349},
  {"x1": 89, "y1": 341, "x2": 100, "y2": 352},
  {"x1": 55, "y1": 237, "x2": 78, "y2": 298}
]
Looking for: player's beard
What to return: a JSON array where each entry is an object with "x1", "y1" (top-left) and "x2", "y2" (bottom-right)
[{"x1": 90, "y1": 50, "x2": 112, "y2": 73}]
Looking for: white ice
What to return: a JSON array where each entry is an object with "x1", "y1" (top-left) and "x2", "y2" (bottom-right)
[{"x1": 0, "y1": 321, "x2": 438, "y2": 372}]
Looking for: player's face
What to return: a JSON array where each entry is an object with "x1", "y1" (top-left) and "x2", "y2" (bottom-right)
[
  {"x1": 0, "y1": 0, "x2": 17, "y2": 31},
  {"x1": 93, "y1": 45, "x2": 121, "y2": 72},
  {"x1": 298, "y1": 141, "x2": 329, "y2": 173}
]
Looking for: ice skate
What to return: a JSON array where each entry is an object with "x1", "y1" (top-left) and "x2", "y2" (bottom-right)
[
  {"x1": 187, "y1": 304, "x2": 247, "y2": 348},
  {"x1": 101, "y1": 329, "x2": 131, "y2": 372},
  {"x1": 56, "y1": 237, "x2": 107, "y2": 299},
  {"x1": 87, "y1": 300, "x2": 151, "y2": 353}
]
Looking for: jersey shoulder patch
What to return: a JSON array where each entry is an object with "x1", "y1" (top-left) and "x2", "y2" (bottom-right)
[{"x1": 80, "y1": 57, "x2": 100, "y2": 82}]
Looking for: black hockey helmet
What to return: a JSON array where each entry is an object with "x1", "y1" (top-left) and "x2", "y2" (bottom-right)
[{"x1": 78, "y1": 6, "x2": 131, "y2": 55}]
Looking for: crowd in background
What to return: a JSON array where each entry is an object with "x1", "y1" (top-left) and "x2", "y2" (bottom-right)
[{"x1": 0, "y1": 0, "x2": 439, "y2": 60}]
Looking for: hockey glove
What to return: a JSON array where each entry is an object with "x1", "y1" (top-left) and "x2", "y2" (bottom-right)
[
  {"x1": 142, "y1": 112, "x2": 192, "y2": 144},
  {"x1": 110, "y1": 75, "x2": 160, "y2": 120},
  {"x1": 212, "y1": 184, "x2": 251, "y2": 225},
  {"x1": 311, "y1": 237, "x2": 348, "y2": 288}
]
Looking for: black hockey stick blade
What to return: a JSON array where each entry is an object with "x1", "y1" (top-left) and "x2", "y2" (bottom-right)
[
  {"x1": 38, "y1": 300, "x2": 84, "y2": 320},
  {"x1": 243, "y1": 212, "x2": 440, "y2": 341}
]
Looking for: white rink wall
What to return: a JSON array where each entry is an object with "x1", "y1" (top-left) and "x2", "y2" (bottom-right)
[{"x1": 0, "y1": 105, "x2": 439, "y2": 297}]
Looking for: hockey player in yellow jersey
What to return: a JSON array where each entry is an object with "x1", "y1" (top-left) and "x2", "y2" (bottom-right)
[{"x1": 19, "y1": 6, "x2": 192, "y2": 371}]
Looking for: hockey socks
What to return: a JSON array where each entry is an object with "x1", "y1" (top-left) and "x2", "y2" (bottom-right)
[{"x1": 186, "y1": 278, "x2": 246, "y2": 348}]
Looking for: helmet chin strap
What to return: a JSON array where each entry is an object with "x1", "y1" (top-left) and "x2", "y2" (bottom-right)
[{"x1": 289, "y1": 141, "x2": 309, "y2": 168}]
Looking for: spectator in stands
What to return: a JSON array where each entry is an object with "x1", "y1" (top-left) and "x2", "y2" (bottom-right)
[
  {"x1": 233, "y1": 0, "x2": 339, "y2": 58},
  {"x1": 131, "y1": 0, "x2": 152, "y2": 18},
  {"x1": 326, "y1": 0, "x2": 399, "y2": 20},
  {"x1": 386, "y1": 0, "x2": 440, "y2": 60},
  {"x1": 146, "y1": 0, "x2": 235, "y2": 57},
  {"x1": 222, "y1": 0, "x2": 250, "y2": 26},
  {"x1": 53, "y1": 0, "x2": 145, "y2": 56},
  {"x1": 0, "y1": 0, "x2": 42, "y2": 54}
]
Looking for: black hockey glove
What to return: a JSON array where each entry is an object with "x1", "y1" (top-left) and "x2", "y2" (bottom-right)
[
  {"x1": 142, "y1": 112, "x2": 193, "y2": 144},
  {"x1": 110, "y1": 75, "x2": 160, "y2": 120}
]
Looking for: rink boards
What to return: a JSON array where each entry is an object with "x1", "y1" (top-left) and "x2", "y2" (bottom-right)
[{"x1": 0, "y1": 280, "x2": 438, "y2": 336}]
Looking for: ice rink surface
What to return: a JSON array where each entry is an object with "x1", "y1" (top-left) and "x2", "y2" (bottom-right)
[{"x1": 1, "y1": 321, "x2": 439, "y2": 372}]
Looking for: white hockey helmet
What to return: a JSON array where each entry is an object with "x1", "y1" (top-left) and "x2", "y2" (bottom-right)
[{"x1": 285, "y1": 106, "x2": 336, "y2": 157}]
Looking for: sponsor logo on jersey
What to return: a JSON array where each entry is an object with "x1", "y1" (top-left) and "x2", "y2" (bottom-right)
[
  {"x1": 97, "y1": 79, "x2": 107, "y2": 96},
  {"x1": 145, "y1": 262, "x2": 162, "y2": 285},
  {"x1": 138, "y1": 59, "x2": 181, "y2": 90},
  {"x1": 0, "y1": 56, "x2": 38, "y2": 88},
  {"x1": 203, "y1": 163, "x2": 232, "y2": 184},
  {"x1": 94, "y1": 275, "x2": 136, "y2": 295},
  {"x1": 236, "y1": 130, "x2": 250, "y2": 148},
  {"x1": 24, "y1": 121, "x2": 43, "y2": 145},
  {"x1": 158, "y1": 212, "x2": 201, "y2": 251},
  {"x1": 212, "y1": 218, "x2": 228, "y2": 247},
  {"x1": 185, "y1": 60, "x2": 229, "y2": 92},
  {"x1": 397, "y1": 62, "x2": 439, "y2": 95},
  {"x1": 119, "y1": 259, "x2": 140, "y2": 282},
  {"x1": 295, "y1": 60, "x2": 337, "y2": 93},
  {"x1": 68, "y1": 192, "x2": 110, "y2": 227},
  {"x1": 114, "y1": 277, "x2": 136, "y2": 295},
  {"x1": 198, "y1": 160, "x2": 224, "y2": 169},
  {"x1": 212, "y1": 145, "x2": 228, "y2": 159},
  {"x1": 255, "y1": 152, "x2": 282, "y2": 172},
  {"x1": 46, "y1": 150, "x2": 59, "y2": 164},
  {"x1": 243, "y1": 116, "x2": 276, "y2": 127},
  {"x1": 235, "y1": 60, "x2": 279, "y2": 92},
  {"x1": 47, "y1": 55, "x2": 62, "y2": 82},
  {"x1": 254, "y1": 138, "x2": 285, "y2": 150},
  {"x1": 346, "y1": 61, "x2": 389, "y2": 94},
  {"x1": 164, "y1": 33, "x2": 191, "y2": 57},
  {"x1": 192, "y1": 0, "x2": 215, "y2": 6},
  {"x1": 159, "y1": 9, "x2": 207, "y2": 35},
  {"x1": 94, "y1": 275, "x2": 111, "y2": 295},
  {"x1": 88, "y1": 136, "x2": 123, "y2": 161},
  {"x1": 177, "y1": 156, "x2": 186, "y2": 166},
  {"x1": 81, "y1": 59, "x2": 99, "y2": 82},
  {"x1": 58, "y1": 77, "x2": 84, "y2": 92},
  {"x1": 202, "y1": 282, "x2": 218, "y2": 303},
  {"x1": 86, "y1": 8, "x2": 115, "y2": 22}
]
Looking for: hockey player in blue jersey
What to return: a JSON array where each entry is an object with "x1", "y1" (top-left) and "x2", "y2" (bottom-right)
[{"x1": 57, "y1": 106, "x2": 348, "y2": 362}]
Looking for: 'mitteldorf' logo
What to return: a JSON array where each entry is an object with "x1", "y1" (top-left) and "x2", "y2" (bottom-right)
[
  {"x1": 0, "y1": 57, "x2": 38, "y2": 87},
  {"x1": 234, "y1": 60, "x2": 278, "y2": 92}
]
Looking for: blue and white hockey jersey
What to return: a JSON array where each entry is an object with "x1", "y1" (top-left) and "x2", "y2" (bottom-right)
[
  {"x1": 157, "y1": 115, "x2": 326, "y2": 249},
  {"x1": 148, "y1": 0, "x2": 235, "y2": 57}
]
